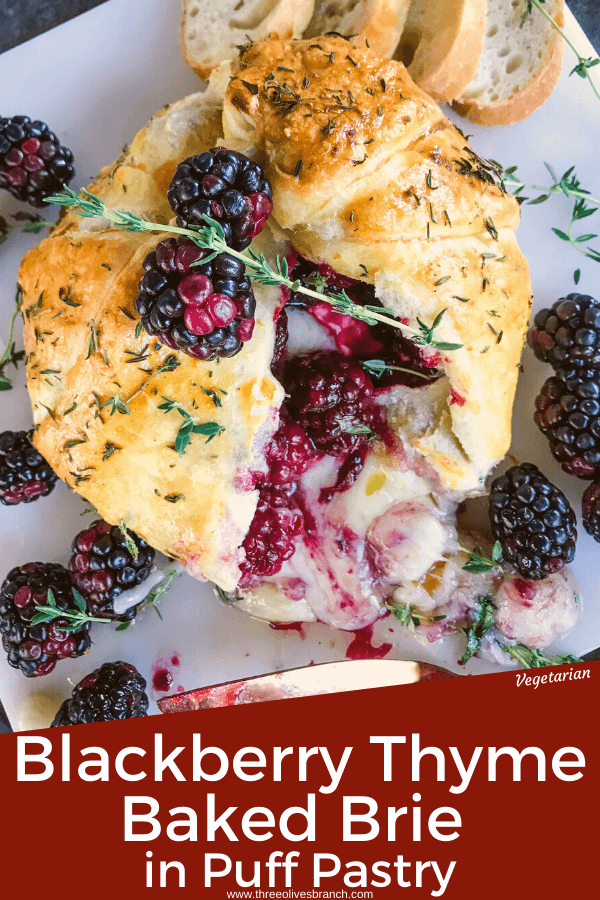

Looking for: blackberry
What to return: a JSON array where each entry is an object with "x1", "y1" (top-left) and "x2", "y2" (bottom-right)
[
  {"x1": 284, "y1": 352, "x2": 379, "y2": 456},
  {"x1": 69, "y1": 520, "x2": 155, "y2": 622},
  {"x1": 135, "y1": 236, "x2": 256, "y2": 359},
  {"x1": 240, "y1": 418, "x2": 316, "y2": 583},
  {"x1": 528, "y1": 293, "x2": 600, "y2": 369},
  {"x1": 0, "y1": 116, "x2": 74, "y2": 206},
  {"x1": 0, "y1": 430, "x2": 57, "y2": 505},
  {"x1": 272, "y1": 307, "x2": 289, "y2": 369},
  {"x1": 534, "y1": 367, "x2": 600, "y2": 479},
  {"x1": 51, "y1": 661, "x2": 149, "y2": 726},
  {"x1": 582, "y1": 481, "x2": 600, "y2": 543},
  {"x1": 0, "y1": 563, "x2": 91, "y2": 677},
  {"x1": 262, "y1": 418, "x2": 317, "y2": 487},
  {"x1": 168, "y1": 147, "x2": 272, "y2": 251},
  {"x1": 240, "y1": 489, "x2": 304, "y2": 582},
  {"x1": 489, "y1": 463, "x2": 577, "y2": 581}
]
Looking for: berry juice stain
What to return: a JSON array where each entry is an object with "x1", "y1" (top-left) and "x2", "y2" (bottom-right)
[
  {"x1": 152, "y1": 668, "x2": 173, "y2": 692},
  {"x1": 152, "y1": 650, "x2": 182, "y2": 693},
  {"x1": 346, "y1": 624, "x2": 392, "y2": 660}
]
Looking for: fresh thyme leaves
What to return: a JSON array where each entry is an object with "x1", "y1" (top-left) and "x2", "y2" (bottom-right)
[
  {"x1": 158, "y1": 396, "x2": 224, "y2": 456},
  {"x1": 499, "y1": 642, "x2": 583, "y2": 668},
  {"x1": 387, "y1": 603, "x2": 447, "y2": 628},
  {"x1": 0, "y1": 285, "x2": 24, "y2": 391},
  {"x1": 44, "y1": 190, "x2": 464, "y2": 354},
  {"x1": 362, "y1": 359, "x2": 435, "y2": 380},
  {"x1": 460, "y1": 595, "x2": 496, "y2": 665},
  {"x1": 461, "y1": 541, "x2": 503, "y2": 574},
  {"x1": 503, "y1": 163, "x2": 600, "y2": 262},
  {"x1": 115, "y1": 569, "x2": 179, "y2": 630},
  {"x1": 103, "y1": 353, "x2": 181, "y2": 415},
  {"x1": 119, "y1": 522, "x2": 139, "y2": 559},
  {"x1": 103, "y1": 394, "x2": 130, "y2": 416},
  {"x1": 31, "y1": 588, "x2": 109, "y2": 631},
  {"x1": 523, "y1": 0, "x2": 600, "y2": 105}
]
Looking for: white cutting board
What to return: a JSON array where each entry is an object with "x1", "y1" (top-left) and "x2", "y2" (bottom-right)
[{"x1": 0, "y1": 1, "x2": 599, "y2": 731}]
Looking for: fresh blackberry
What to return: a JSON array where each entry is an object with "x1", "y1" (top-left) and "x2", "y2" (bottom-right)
[
  {"x1": 582, "y1": 481, "x2": 600, "y2": 543},
  {"x1": 534, "y1": 367, "x2": 600, "y2": 479},
  {"x1": 135, "y1": 236, "x2": 256, "y2": 359},
  {"x1": 489, "y1": 463, "x2": 577, "y2": 580},
  {"x1": 0, "y1": 116, "x2": 74, "y2": 206},
  {"x1": 284, "y1": 352, "x2": 379, "y2": 456},
  {"x1": 51, "y1": 661, "x2": 149, "y2": 726},
  {"x1": 0, "y1": 430, "x2": 57, "y2": 505},
  {"x1": 528, "y1": 294, "x2": 600, "y2": 369},
  {"x1": 168, "y1": 148, "x2": 272, "y2": 251},
  {"x1": 0, "y1": 563, "x2": 91, "y2": 677},
  {"x1": 69, "y1": 520, "x2": 155, "y2": 622}
]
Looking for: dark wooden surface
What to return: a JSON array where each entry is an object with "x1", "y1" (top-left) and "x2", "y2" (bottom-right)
[
  {"x1": 0, "y1": 2, "x2": 598, "y2": 734},
  {"x1": 0, "y1": 0, "x2": 597, "y2": 53}
]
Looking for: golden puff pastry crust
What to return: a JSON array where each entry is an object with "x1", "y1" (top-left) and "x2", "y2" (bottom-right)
[
  {"x1": 19, "y1": 90, "x2": 284, "y2": 591},
  {"x1": 224, "y1": 36, "x2": 532, "y2": 491}
]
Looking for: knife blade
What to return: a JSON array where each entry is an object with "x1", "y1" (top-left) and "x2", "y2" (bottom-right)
[{"x1": 157, "y1": 659, "x2": 458, "y2": 714}]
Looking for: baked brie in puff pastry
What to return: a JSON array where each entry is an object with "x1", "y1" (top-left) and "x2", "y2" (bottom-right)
[{"x1": 18, "y1": 37, "x2": 537, "y2": 635}]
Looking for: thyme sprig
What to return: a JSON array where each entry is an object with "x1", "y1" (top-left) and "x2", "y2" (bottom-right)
[
  {"x1": 361, "y1": 359, "x2": 436, "y2": 380},
  {"x1": 0, "y1": 285, "x2": 24, "y2": 391},
  {"x1": 500, "y1": 642, "x2": 583, "y2": 667},
  {"x1": 158, "y1": 396, "x2": 225, "y2": 455},
  {"x1": 461, "y1": 541, "x2": 503, "y2": 574},
  {"x1": 387, "y1": 603, "x2": 447, "y2": 628},
  {"x1": 44, "y1": 188, "x2": 463, "y2": 353},
  {"x1": 460, "y1": 595, "x2": 496, "y2": 664},
  {"x1": 503, "y1": 164, "x2": 600, "y2": 262},
  {"x1": 103, "y1": 354, "x2": 181, "y2": 416},
  {"x1": 523, "y1": 0, "x2": 600, "y2": 105},
  {"x1": 115, "y1": 569, "x2": 179, "y2": 631},
  {"x1": 32, "y1": 588, "x2": 112, "y2": 631}
]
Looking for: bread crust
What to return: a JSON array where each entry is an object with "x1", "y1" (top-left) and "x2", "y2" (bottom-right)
[
  {"x1": 400, "y1": 0, "x2": 487, "y2": 102},
  {"x1": 453, "y1": 36, "x2": 564, "y2": 126},
  {"x1": 305, "y1": 0, "x2": 412, "y2": 58},
  {"x1": 224, "y1": 36, "x2": 532, "y2": 491},
  {"x1": 18, "y1": 92, "x2": 284, "y2": 591},
  {"x1": 180, "y1": 0, "x2": 316, "y2": 80}
]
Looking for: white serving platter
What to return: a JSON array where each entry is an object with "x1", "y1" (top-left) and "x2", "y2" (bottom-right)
[{"x1": 0, "y1": 0, "x2": 599, "y2": 731}]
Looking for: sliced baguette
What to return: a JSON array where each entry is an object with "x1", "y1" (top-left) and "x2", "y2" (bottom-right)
[
  {"x1": 180, "y1": 0, "x2": 316, "y2": 79},
  {"x1": 304, "y1": 0, "x2": 412, "y2": 58},
  {"x1": 454, "y1": 0, "x2": 564, "y2": 125},
  {"x1": 395, "y1": 0, "x2": 486, "y2": 102}
]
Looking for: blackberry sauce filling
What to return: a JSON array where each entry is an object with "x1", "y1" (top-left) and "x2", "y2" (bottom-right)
[{"x1": 239, "y1": 256, "x2": 442, "y2": 591}]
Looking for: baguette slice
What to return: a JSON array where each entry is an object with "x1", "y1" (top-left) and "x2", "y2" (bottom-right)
[
  {"x1": 304, "y1": 0, "x2": 412, "y2": 57},
  {"x1": 395, "y1": 0, "x2": 486, "y2": 102},
  {"x1": 180, "y1": 0, "x2": 316, "y2": 79},
  {"x1": 454, "y1": 0, "x2": 564, "y2": 125}
]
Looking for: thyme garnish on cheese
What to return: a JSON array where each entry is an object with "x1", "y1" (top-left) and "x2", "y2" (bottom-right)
[{"x1": 44, "y1": 188, "x2": 464, "y2": 353}]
